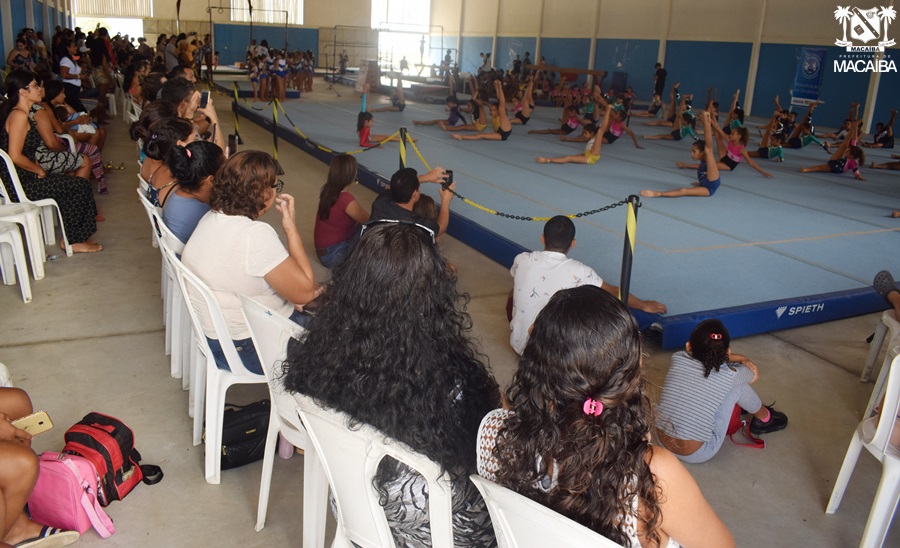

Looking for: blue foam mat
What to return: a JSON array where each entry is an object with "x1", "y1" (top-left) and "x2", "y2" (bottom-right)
[{"x1": 226, "y1": 88, "x2": 899, "y2": 348}]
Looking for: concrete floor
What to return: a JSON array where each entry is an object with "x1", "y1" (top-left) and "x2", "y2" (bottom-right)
[{"x1": 1, "y1": 83, "x2": 897, "y2": 547}]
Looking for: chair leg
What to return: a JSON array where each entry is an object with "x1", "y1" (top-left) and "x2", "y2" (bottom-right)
[
  {"x1": 22, "y1": 216, "x2": 45, "y2": 280},
  {"x1": 192, "y1": 352, "x2": 207, "y2": 445},
  {"x1": 862, "y1": 319, "x2": 889, "y2": 382},
  {"x1": 0, "y1": 241, "x2": 13, "y2": 284},
  {"x1": 302, "y1": 449, "x2": 329, "y2": 548},
  {"x1": 204, "y1": 373, "x2": 227, "y2": 484},
  {"x1": 859, "y1": 458, "x2": 900, "y2": 548},
  {"x1": 255, "y1": 410, "x2": 281, "y2": 532},
  {"x1": 40, "y1": 206, "x2": 56, "y2": 246},
  {"x1": 170, "y1": 286, "x2": 184, "y2": 379},
  {"x1": 826, "y1": 432, "x2": 864, "y2": 514},
  {"x1": 181, "y1": 309, "x2": 193, "y2": 391},
  {"x1": 11, "y1": 235, "x2": 31, "y2": 304}
]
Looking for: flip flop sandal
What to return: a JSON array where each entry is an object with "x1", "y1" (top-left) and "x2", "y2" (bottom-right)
[
  {"x1": 15, "y1": 526, "x2": 79, "y2": 548},
  {"x1": 873, "y1": 270, "x2": 899, "y2": 301}
]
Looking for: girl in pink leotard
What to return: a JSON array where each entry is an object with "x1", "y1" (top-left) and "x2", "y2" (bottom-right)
[{"x1": 676, "y1": 122, "x2": 772, "y2": 177}]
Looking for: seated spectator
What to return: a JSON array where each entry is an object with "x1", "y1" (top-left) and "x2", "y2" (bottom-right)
[
  {"x1": 159, "y1": 77, "x2": 223, "y2": 149},
  {"x1": 656, "y1": 319, "x2": 788, "y2": 463},
  {"x1": 139, "y1": 72, "x2": 166, "y2": 105},
  {"x1": 124, "y1": 59, "x2": 151, "y2": 98},
  {"x1": 369, "y1": 166, "x2": 452, "y2": 236},
  {"x1": 6, "y1": 38, "x2": 33, "y2": 72},
  {"x1": 282, "y1": 222, "x2": 500, "y2": 547},
  {"x1": 129, "y1": 99, "x2": 178, "y2": 161},
  {"x1": 181, "y1": 151, "x2": 319, "y2": 374},
  {"x1": 509, "y1": 215, "x2": 666, "y2": 355},
  {"x1": 478, "y1": 286, "x2": 734, "y2": 547},
  {"x1": 166, "y1": 64, "x2": 196, "y2": 84},
  {"x1": 0, "y1": 70, "x2": 101, "y2": 253},
  {"x1": 27, "y1": 83, "x2": 91, "y2": 182},
  {"x1": 162, "y1": 141, "x2": 224, "y2": 244},
  {"x1": 138, "y1": 117, "x2": 195, "y2": 206},
  {"x1": 1, "y1": 385, "x2": 79, "y2": 547},
  {"x1": 313, "y1": 154, "x2": 369, "y2": 268}
]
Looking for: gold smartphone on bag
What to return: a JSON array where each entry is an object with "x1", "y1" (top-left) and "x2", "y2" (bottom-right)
[{"x1": 11, "y1": 411, "x2": 53, "y2": 436}]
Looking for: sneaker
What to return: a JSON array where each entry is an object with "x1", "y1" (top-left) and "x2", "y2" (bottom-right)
[{"x1": 749, "y1": 405, "x2": 788, "y2": 435}]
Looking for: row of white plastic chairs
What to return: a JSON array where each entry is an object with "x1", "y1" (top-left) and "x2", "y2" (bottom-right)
[
  {"x1": 134, "y1": 178, "x2": 630, "y2": 546},
  {"x1": 0, "y1": 143, "x2": 74, "y2": 303}
]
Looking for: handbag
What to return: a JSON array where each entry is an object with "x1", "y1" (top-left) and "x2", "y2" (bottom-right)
[
  {"x1": 217, "y1": 399, "x2": 271, "y2": 470},
  {"x1": 28, "y1": 452, "x2": 116, "y2": 538}
]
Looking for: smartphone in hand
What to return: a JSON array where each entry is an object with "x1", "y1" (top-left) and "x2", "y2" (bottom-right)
[{"x1": 11, "y1": 411, "x2": 53, "y2": 436}]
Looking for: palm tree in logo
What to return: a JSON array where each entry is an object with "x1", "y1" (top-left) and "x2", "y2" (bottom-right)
[
  {"x1": 879, "y1": 5, "x2": 897, "y2": 46},
  {"x1": 835, "y1": 6, "x2": 853, "y2": 45}
]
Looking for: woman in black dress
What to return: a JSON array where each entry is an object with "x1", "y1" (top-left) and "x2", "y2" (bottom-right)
[{"x1": 0, "y1": 70, "x2": 101, "y2": 253}]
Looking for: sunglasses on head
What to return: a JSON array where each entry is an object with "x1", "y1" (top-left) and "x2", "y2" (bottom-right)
[{"x1": 360, "y1": 219, "x2": 436, "y2": 244}]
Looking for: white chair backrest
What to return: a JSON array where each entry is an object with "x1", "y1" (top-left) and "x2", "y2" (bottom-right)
[
  {"x1": 866, "y1": 352, "x2": 900, "y2": 455},
  {"x1": 468, "y1": 474, "x2": 624, "y2": 548},
  {"x1": 161, "y1": 243, "x2": 257, "y2": 377},
  {"x1": 0, "y1": 149, "x2": 21, "y2": 204},
  {"x1": 239, "y1": 295, "x2": 306, "y2": 430},
  {"x1": 295, "y1": 393, "x2": 455, "y2": 548},
  {"x1": 58, "y1": 134, "x2": 76, "y2": 152},
  {"x1": 0, "y1": 149, "x2": 32, "y2": 205},
  {"x1": 149, "y1": 207, "x2": 185, "y2": 255}
]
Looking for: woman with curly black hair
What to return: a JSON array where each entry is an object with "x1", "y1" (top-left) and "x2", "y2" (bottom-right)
[
  {"x1": 182, "y1": 151, "x2": 319, "y2": 374},
  {"x1": 478, "y1": 286, "x2": 733, "y2": 548},
  {"x1": 282, "y1": 222, "x2": 501, "y2": 547}
]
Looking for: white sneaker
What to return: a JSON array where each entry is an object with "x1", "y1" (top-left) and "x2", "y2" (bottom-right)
[{"x1": 0, "y1": 362, "x2": 12, "y2": 388}]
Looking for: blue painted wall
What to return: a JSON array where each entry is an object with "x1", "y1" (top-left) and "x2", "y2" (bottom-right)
[
  {"x1": 664, "y1": 41, "x2": 752, "y2": 110},
  {"x1": 751, "y1": 43, "x2": 872, "y2": 129},
  {"x1": 540, "y1": 37, "x2": 591, "y2": 84},
  {"x1": 495, "y1": 36, "x2": 536, "y2": 73},
  {"x1": 32, "y1": 2, "x2": 43, "y2": 33},
  {"x1": 11, "y1": 1, "x2": 27, "y2": 38},
  {"x1": 871, "y1": 61, "x2": 900, "y2": 130},
  {"x1": 593, "y1": 38, "x2": 659, "y2": 100},
  {"x1": 459, "y1": 36, "x2": 493, "y2": 74},
  {"x1": 213, "y1": 24, "x2": 318, "y2": 65}
]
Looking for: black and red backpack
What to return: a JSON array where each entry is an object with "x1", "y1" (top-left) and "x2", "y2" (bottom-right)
[{"x1": 63, "y1": 412, "x2": 163, "y2": 506}]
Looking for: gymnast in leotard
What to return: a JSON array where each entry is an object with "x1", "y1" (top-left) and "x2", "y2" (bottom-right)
[
  {"x1": 646, "y1": 83, "x2": 681, "y2": 127},
  {"x1": 640, "y1": 111, "x2": 722, "y2": 199},
  {"x1": 451, "y1": 79, "x2": 513, "y2": 142},
  {"x1": 357, "y1": 83, "x2": 403, "y2": 147},
  {"x1": 370, "y1": 74, "x2": 407, "y2": 112},
  {"x1": 248, "y1": 58, "x2": 260, "y2": 100},
  {"x1": 676, "y1": 115, "x2": 772, "y2": 177},
  {"x1": 509, "y1": 76, "x2": 535, "y2": 125},
  {"x1": 441, "y1": 77, "x2": 489, "y2": 132},
  {"x1": 644, "y1": 95, "x2": 697, "y2": 141},
  {"x1": 783, "y1": 100, "x2": 829, "y2": 152},
  {"x1": 632, "y1": 93, "x2": 665, "y2": 119},
  {"x1": 414, "y1": 95, "x2": 466, "y2": 127},
  {"x1": 533, "y1": 108, "x2": 611, "y2": 165},
  {"x1": 528, "y1": 104, "x2": 582, "y2": 136},
  {"x1": 800, "y1": 120, "x2": 865, "y2": 180},
  {"x1": 747, "y1": 110, "x2": 786, "y2": 163},
  {"x1": 862, "y1": 109, "x2": 896, "y2": 149}
]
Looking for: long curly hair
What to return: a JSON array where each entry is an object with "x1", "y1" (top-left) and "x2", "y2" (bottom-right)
[
  {"x1": 494, "y1": 285, "x2": 661, "y2": 547},
  {"x1": 317, "y1": 154, "x2": 356, "y2": 220},
  {"x1": 281, "y1": 223, "x2": 500, "y2": 476}
]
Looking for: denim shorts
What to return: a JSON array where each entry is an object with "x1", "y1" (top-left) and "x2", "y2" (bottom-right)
[{"x1": 206, "y1": 309, "x2": 312, "y2": 374}]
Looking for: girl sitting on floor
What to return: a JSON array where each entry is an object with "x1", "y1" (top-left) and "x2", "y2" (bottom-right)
[
  {"x1": 656, "y1": 318, "x2": 788, "y2": 464},
  {"x1": 800, "y1": 119, "x2": 865, "y2": 180},
  {"x1": 641, "y1": 111, "x2": 721, "y2": 199}
]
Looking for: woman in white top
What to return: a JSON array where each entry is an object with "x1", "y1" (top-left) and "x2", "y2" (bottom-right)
[
  {"x1": 477, "y1": 285, "x2": 734, "y2": 548},
  {"x1": 57, "y1": 39, "x2": 91, "y2": 113},
  {"x1": 181, "y1": 150, "x2": 320, "y2": 374}
]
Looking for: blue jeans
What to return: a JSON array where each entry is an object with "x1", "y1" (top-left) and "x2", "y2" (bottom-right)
[
  {"x1": 316, "y1": 235, "x2": 358, "y2": 269},
  {"x1": 207, "y1": 309, "x2": 312, "y2": 374}
]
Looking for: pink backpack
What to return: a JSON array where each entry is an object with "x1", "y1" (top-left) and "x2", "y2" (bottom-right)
[{"x1": 27, "y1": 452, "x2": 116, "y2": 538}]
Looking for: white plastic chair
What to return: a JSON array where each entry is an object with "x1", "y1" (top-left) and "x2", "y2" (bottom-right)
[
  {"x1": 161, "y1": 243, "x2": 268, "y2": 484},
  {"x1": 58, "y1": 134, "x2": 76, "y2": 152},
  {"x1": 0, "y1": 220, "x2": 32, "y2": 303},
  {"x1": 238, "y1": 296, "x2": 327, "y2": 545},
  {"x1": 469, "y1": 475, "x2": 623, "y2": 548},
  {"x1": 861, "y1": 310, "x2": 900, "y2": 383},
  {"x1": 0, "y1": 149, "x2": 71, "y2": 255},
  {"x1": 826, "y1": 352, "x2": 900, "y2": 547},
  {"x1": 148, "y1": 205, "x2": 190, "y2": 385},
  {"x1": 295, "y1": 392, "x2": 455, "y2": 548}
]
